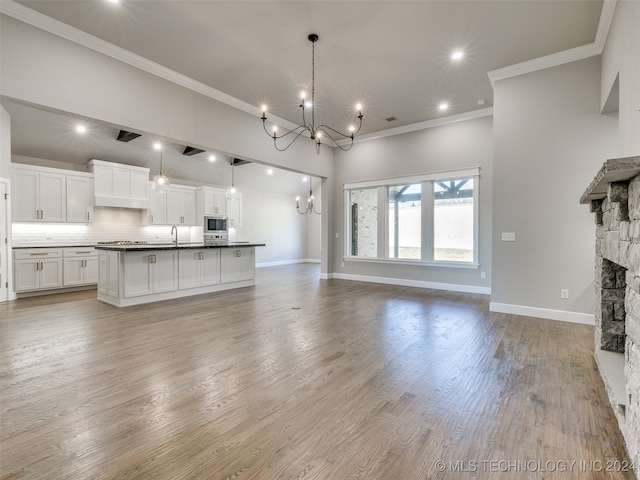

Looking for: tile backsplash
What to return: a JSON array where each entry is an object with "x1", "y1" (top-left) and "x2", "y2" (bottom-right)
[{"x1": 12, "y1": 207, "x2": 203, "y2": 246}]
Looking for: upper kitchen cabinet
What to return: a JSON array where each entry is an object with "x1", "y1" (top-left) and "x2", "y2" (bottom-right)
[
  {"x1": 88, "y1": 160, "x2": 149, "y2": 209},
  {"x1": 195, "y1": 186, "x2": 228, "y2": 217},
  {"x1": 166, "y1": 185, "x2": 196, "y2": 226},
  {"x1": 12, "y1": 164, "x2": 66, "y2": 222},
  {"x1": 147, "y1": 183, "x2": 197, "y2": 226},
  {"x1": 66, "y1": 173, "x2": 94, "y2": 223}
]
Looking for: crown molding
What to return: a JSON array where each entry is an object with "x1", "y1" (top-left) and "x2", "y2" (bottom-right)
[
  {"x1": 0, "y1": 0, "x2": 299, "y2": 132},
  {"x1": 346, "y1": 107, "x2": 494, "y2": 145},
  {"x1": 488, "y1": 0, "x2": 617, "y2": 85}
]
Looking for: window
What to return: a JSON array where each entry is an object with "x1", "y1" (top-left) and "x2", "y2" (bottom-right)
[
  {"x1": 349, "y1": 188, "x2": 378, "y2": 257},
  {"x1": 344, "y1": 168, "x2": 479, "y2": 266},
  {"x1": 433, "y1": 179, "x2": 474, "y2": 262},
  {"x1": 389, "y1": 183, "x2": 421, "y2": 259}
]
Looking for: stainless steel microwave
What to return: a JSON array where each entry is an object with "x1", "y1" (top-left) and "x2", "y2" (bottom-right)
[{"x1": 204, "y1": 215, "x2": 228, "y2": 233}]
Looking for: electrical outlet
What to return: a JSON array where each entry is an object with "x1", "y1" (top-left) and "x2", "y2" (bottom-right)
[
  {"x1": 335, "y1": 232, "x2": 339, "y2": 239},
  {"x1": 341, "y1": 262, "x2": 345, "y2": 267},
  {"x1": 561, "y1": 289, "x2": 569, "y2": 299},
  {"x1": 501, "y1": 232, "x2": 516, "y2": 241},
  {"x1": 481, "y1": 272, "x2": 486, "y2": 279}
]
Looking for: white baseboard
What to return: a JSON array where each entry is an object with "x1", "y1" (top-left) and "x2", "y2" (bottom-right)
[
  {"x1": 332, "y1": 272, "x2": 491, "y2": 295},
  {"x1": 489, "y1": 302, "x2": 595, "y2": 325},
  {"x1": 256, "y1": 258, "x2": 320, "y2": 268}
]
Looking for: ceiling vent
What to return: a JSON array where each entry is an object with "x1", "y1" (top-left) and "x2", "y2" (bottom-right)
[
  {"x1": 232, "y1": 158, "x2": 251, "y2": 166},
  {"x1": 116, "y1": 130, "x2": 141, "y2": 142},
  {"x1": 182, "y1": 146, "x2": 206, "y2": 156}
]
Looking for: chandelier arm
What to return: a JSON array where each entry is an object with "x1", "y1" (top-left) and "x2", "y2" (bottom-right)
[{"x1": 273, "y1": 129, "x2": 309, "y2": 152}]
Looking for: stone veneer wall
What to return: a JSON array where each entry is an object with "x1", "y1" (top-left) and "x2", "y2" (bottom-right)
[{"x1": 591, "y1": 174, "x2": 640, "y2": 472}]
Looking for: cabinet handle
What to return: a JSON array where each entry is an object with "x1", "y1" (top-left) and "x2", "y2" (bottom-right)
[
  {"x1": 82, "y1": 259, "x2": 87, "y2": 267},
  {"x1": 76, "y1": 251, "x2": 91, "y2": 254},
  {"x1": 150, "y1": 214, "x2": 154, "y2": 223},
  {"x1": 40, "y1": 209, "x2": 44, "y2": 219},
  {"x1": 87, "y1": 211, "x2": 90, "y2": 221},
  {"x1": 30, "y1": 253, "x2": 49, "y2": 256},
  {"x1": 149, "y1": 254, "x2": 156, "y2": 264}
]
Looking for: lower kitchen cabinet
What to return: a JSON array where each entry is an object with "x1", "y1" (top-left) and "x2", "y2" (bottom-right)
[
  {"x1": 178, "y1": 249, "x2": 220, "y2": 289},
  {"x1": 63, "y1": 248, "x2": 98, "y2": 286},
  {"x1": 124, "y1": 250, "x2": 178, "y2": 298},
  {"x1": 14, "y1": 247, "x2": 98, "y2": 293},
  {"x1": 13, "y1": 248, "x2": 63, "y2": 292},
  {"x1": 220, "y1": 248, "x2": 255, "y2": 284}
]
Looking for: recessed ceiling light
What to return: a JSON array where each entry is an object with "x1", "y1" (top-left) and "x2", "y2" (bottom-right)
[
  {"x1": 438, "y1": 102, "x2": 449, "y2": 111},
  {"x1": 208, "y1": 154, "x2": 216, "y2": 162},
  {"x1": 153, "y1": 142, "x2": 162, "y2": 150},
  {"x1": 477, "y1": 98, "x2": 486, "y2": 106},
  {"x1": 106, "y1": 0, "x2": 120, "y2": 4},
  {"x1": 302, "y1": 176, "x2": 308, "y2": 182},
  {"x1": 451, "y1": 50, "x2": 464, "y2": 61},
  {"x1": 75, "y1": 124, "x2": 87, "y2": 134},
  {"x1": 267, "y1": 168, "x2": 274, "y2": 175}
]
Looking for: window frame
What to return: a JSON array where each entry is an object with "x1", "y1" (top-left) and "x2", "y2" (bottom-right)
[{"x1": 344, "y1": 167, "x2": 480, "y2": 269}]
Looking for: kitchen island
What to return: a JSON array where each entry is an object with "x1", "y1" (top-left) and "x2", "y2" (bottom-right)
[{"x1": 95, "y1": 243, "x2": 265, "y2": 307}]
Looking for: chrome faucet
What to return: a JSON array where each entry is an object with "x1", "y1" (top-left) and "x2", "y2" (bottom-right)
[{"x1": 171, "y1": 225, "x2": 178, "y2": 247}]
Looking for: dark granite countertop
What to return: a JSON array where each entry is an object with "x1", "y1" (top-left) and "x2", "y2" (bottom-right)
[
  {"x1": 94, "y1": 242, "x2": 265, "y2": 252},
  {"x1": 13, "y1": 245, "x2": 97, "y2": 249}
]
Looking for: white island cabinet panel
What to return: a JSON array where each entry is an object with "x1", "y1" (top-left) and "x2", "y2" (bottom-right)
[
  {"x1": 179, "y1": 249, "x2": 220, "y2": 290},
  {"x1": 96, "y1": 245, "x2": 261, "y2": 307},
  {"x1": 221, "y1": 248, "x2": 254, "y2": 284},
  {"x1": 124, "y1": 251, "x2": 177, "y2": 298}
]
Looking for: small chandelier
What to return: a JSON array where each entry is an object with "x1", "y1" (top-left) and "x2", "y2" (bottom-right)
[
  {"x1": 261, "y1": 34, "x2": 363, "y2": 154},
  {"x1": 296, "y1": 176, "x2": 321, "y2": 215},
  {"x1": 152, "y1": 140, "x2": 170, "y2": 193}
]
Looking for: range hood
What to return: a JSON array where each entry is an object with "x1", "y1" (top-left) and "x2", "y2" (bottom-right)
[{"x1": 88, "y1": 159, "x2": 150, "y2": 209}]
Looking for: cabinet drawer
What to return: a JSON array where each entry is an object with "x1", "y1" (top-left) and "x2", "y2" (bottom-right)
[
  {"x1": 63, "y1": 248, "x2": 97, "y2": 257},
  {"x1": 14, "y1": 248, "x2": 63, "y2": 260}
]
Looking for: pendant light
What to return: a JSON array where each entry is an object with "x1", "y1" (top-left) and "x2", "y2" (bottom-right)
[
  {"x1": 226, "y1": 159, "x2": 239, "y2": 199},
  {"x1": 152, "y1": 140, "x2": 170, "y2": 193}
]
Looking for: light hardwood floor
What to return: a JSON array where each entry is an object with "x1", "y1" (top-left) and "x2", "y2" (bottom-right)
[{"x1": 0, "y1": 264, "x2": 634, "y2": 479}]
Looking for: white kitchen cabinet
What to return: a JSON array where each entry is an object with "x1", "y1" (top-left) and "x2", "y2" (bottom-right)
[
  {"x1": 195, "y1": 186, "x2": 228, "y2": 219},
  {"x1": 13, "y1": 248, "x2": 63, "y2": 292},
  {"x1": 148, "y1": 186, "x2": 168, "y2": 225},
  {"x1": 12, "y1": 165, "x2": 66, "y2": 222},
  {"x1": 178, "y1": 249, "x2": 220, "y2": 289},
  {"x1": 166, "y1": 185, "x2": 196, "y2": 225},
  {"x1": 63, "y1": 248, "x2": 98, "y2": 286},
  {"x1": 227, "y1": 194, "x2": 242, "y2": 228},
  {"x1": 220, "y1": 247, "x2": 255, "y2": 284},
  {"x1": 66, "y1": 174, "x2": 93, "y2": 223},
  {"x1": 124, "y1": 250, "x2": 178, "y2": 298},
  {"x1": 89, "y1": 159, "x2": 149, "y2": 209},
  {"x1": 98, "y1": 251, "x2": 120, "y2": 297}
]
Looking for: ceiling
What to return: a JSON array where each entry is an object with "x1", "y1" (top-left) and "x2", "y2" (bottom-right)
[{"x1": 1, "y1": 0, "x2": 605, "y2": 193}]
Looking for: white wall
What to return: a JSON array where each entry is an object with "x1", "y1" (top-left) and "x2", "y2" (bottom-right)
[
  {"x1": 491, "y1": 56, "x2": 618, "y2": 319},
  {"x1": 0, "y1": 107, "x2": 11, "y2": 180},
  {"x1": 332, "y1": 115, "x2": 493, "y2": 291},
  {"x1": 601, "y1": 0, "x2": 640, "y2": 156},
  {"x1": 237, "y1": 187, "x2": 307, "y2": 265}
]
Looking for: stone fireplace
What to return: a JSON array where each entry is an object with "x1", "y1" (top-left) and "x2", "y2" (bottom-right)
[{"x1": 581, "y1": 156, "x2": 640, "y2": 473}]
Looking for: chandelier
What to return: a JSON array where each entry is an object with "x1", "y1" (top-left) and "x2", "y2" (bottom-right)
[
  {"x1": 261, "y1": 34, "x2": 363, "y2": 154},
  {"x1": 296, "y1": 176, "x2": 321, "y2": 215}
]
